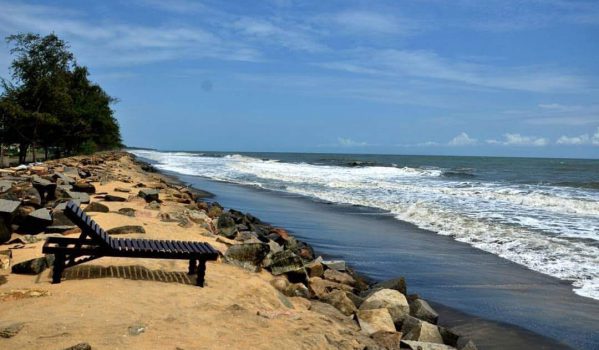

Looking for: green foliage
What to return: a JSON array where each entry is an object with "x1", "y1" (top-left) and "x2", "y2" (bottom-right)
[{"x1": 0, "y1": 32, "x2": 122, "y2": 162}]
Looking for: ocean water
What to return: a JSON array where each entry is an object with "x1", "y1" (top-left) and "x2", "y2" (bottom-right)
[{"x1": 131, "y1": 150, "x2": 599, "y2": 300}]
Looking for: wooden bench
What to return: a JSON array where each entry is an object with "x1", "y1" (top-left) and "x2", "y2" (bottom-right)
[{"x1": 42, "y1": 201, "x2": 219, "y2": 286}]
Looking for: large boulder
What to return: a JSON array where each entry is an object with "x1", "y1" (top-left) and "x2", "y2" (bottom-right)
[
  {"x1": 321, "y1": 290, "x2": 357, "y2": 316},
  {"x1": 356, "y1": 308, "x2": 396, "y2": 335},
  {"x1": 371, "y1": 331, "x2": 403, "y2": 350},
  {"x1": 32, "y1": 175, "x2": 57, "y2": 201},
  {"x1": 104, "y1": 194, "x2": 126, "y2": 202},
  {"x1": 308, "y1": 277, "x2": 354, "y2": 299},
  {"x1": 322, "y1": 260, "x2": 346, "y2": 271},
  {"x1": 107, "y1": 225, "x2": 146, "y2": 235},
  {"x1": 0, "y1": 217, "x2": 12, "y2": 244},
  {"x1": 323, "y1": 269, "x2": 356, "y2": 286},
  {"x1": 223, "y1": 242, "x2": 269, "y2": 272},
  {"x1": 20, "y1": 208, "x2": 53, "y2": 234},
  {"x1": 11, "y1": 255, "x2": 54, "y2": 274},
  {"x1": 72, "y1": 181, "x2": 96, "y2": 194},
  {"x1": 305, "y1": 259, "x2": 324, "y2": 278},
  {"x1": 138, "y1": 188, "x2": 159, "y2": 202},
  {"x1": 368, "y1": 277, "x2": 407, "y2": 296},
  {"x1": 401, "y1": 316, "x2": 444, "y2": 344},
  {"x1": 360, "y1": 289, "x2": 410, "y2": 324},
  {"x1": 0, "y1": 199, "x2": 21, "y2": 221},
  {"x1": 217, "y1": 213, "x2": 237, "y2": 238},
  {"x1": 83, "y1": 202, "x2": 109, "y2": 213},
  {"x1": 266, "y1": 250, "x2": 305, "y2": 276},
  {"x1": 410, "y1": 298, "x2": 439, "y2": 324}
]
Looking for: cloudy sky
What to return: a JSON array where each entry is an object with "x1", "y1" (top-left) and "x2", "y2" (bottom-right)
[{"x1": 1, "y1": 0, "x2": 598, "y2": 158}]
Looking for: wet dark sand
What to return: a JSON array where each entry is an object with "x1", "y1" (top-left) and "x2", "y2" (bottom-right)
[{"x1": 169, "y1": 171, "x2": 598, "y2": 349}]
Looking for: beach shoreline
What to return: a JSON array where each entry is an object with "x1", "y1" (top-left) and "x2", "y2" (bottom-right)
[{"x1": 0, "y1": 151, "x2": 594, "y2": 349}]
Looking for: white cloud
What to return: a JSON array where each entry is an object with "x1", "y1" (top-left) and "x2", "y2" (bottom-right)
[
  {"x1": 320, "y1": 49, "x2": 584, "y2": 93},
  {"x1": 337, "y1": 137, "x2": 368, "y2": 147},
  {"x1": 557, "y1": 127, "x2": 599, "y2": 146},
  {"x1": 327, "y1": 11, "x2": 416, "y2": 36},
  {"x1": 488, "y1": 133, "x2": 549, "y2": 146},
  {"x1": 232, "y1": 18, "x2": 326, "y2": 53},
  {"x1": 449, "y1": 132, "x2": 477, "y2": 146}
]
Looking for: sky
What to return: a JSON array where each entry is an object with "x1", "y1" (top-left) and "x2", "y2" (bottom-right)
[{"x1": 0, "y1": 0, "x2": 598, "y2": 158}]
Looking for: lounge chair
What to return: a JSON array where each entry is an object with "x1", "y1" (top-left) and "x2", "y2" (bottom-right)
[{"x1": 42, "y1": 201, "x2": 219, "y2": 286}]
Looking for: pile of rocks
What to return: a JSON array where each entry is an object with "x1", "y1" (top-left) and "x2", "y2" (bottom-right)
[{"x1": 206, "y1": 206, "x2": 477, "y2": 350}]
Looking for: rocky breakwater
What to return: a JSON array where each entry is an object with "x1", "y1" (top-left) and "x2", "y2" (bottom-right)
[{"x1": 208, "y1": 203, "x2": 478, "y2": 350}]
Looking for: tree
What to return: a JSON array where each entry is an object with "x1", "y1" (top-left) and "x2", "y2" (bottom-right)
[{"x1": 0, "y1": 33, "x2": 122, "y2": 163}]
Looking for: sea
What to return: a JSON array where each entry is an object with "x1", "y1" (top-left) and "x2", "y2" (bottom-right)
[{"x1": 130, "y1": 149, "x2": 599, "y2": 301}]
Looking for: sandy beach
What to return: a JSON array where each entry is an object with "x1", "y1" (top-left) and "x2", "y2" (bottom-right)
[{"x1": 0, "y1": 153, "x2": 382, "y2": 350}]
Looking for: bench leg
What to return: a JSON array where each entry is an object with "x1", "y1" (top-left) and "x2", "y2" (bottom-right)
[
  {"x1": 196, "y1": 260, "x2": 206, "y2": 287},
  {"x1": 52, "y1": 254, "x2": 65, "y2": 284},
  {"x1": 188, "y1": 259, "x2": 197, "y2": 274}
]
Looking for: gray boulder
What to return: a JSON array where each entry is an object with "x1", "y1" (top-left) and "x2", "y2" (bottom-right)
[
  {"x1": 11, "y1": 255, "x2": 54, "y2": 274},
  {"x1": 107, "y1": 225, "x2": 146, "y2": 235},
  {"x1": 0, "y1": 322, "x2": 25, "y2": 338},
  {"x1": 410, "y1": 298, "x2": 439, "y2": 324},
  {"x1": 400, "y1": 340, "x2": 456, "y2": 350},
  {"x1": 117, "y1": 208, "x2": 136, "y2": 217},
  {"x1": 0, "y1": 217, "x2": 11, "y2": 244},
  {"x1": 321, "y1": 290, "x2": 357, "y2": 316},
  {"x1": 138, "y1": 188, "x2": 159, "y2": 202},
  {"x1": 223, "y1": 242, "x2": 269, "y2": 272},
  {"x1": 356, "y1": 308, "x2": 396, "y2": 335},
  {"x1": 360, "y1": 289, "x2": 410, "y2": 324},
  {"x1": 322, "y1": 260, "x2": 346, "y2": 271},
  {"x1": 217, "y1": 213, "x2": 237, "y2": 238},
  {"x1": 401, "y1": 316, "x2": 444, "y2": 344},
  {"x1": 104, "y1": 194, "x2": 126, "y2": 202},
  {"x1": 83, "y1": 202, "x2": 109, "y2": 213},
  {"x1": 267, "y1": 250, "x2": 305, "y2": 276},
  {"x1": 72, "y1": 181, "x2": 96, "y2": 194},
  {"x1": 21, "y1": 208, "x2": 53, "y2": 233}
]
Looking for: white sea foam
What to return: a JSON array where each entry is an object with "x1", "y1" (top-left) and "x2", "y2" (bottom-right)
[{"x1": 131, "y1": 150, "x2": 599, "y2": 300}]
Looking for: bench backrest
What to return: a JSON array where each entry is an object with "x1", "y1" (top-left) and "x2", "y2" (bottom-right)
[{"x1": 63, "y1": 201, "x2": 113, "y2": 248}]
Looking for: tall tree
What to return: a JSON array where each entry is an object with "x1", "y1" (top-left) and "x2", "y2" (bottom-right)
[{"x1": 0, "y1": 33, "x2": 122, "y2": 163}]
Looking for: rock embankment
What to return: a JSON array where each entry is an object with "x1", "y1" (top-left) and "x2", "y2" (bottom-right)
[{"x1": 0, "y1": 151, "x2": 477, "y2": 350}]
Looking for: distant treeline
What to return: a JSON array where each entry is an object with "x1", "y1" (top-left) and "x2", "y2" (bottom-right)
[{"x1": 0, "y1": 33, "x2": 122, "y2": 164}]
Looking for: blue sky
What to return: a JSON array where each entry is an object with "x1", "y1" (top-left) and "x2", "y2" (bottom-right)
[{"x1": 1, "y1": 0, "x2": 598, "y2": 158}]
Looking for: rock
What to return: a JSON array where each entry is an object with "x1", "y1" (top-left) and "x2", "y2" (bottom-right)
[
  {"x1": 0, "y1": 250, "x2": 12, "y2": 270},
  {"x1": 187, "y1": 210, "x2": 210, "y2": 224},
  {"x1": 267, "y1": 250, "x2": 305, "y2": 276},
  {"x1": 0, "y1": 217, "x2": 11, "y2": 244},
  {"x1": 107, "y1": 225, "x2": 146, "y2": 235},
  {"x1": 11, "y1": 255, "x2": 54, "y2": 274},
  {"x1": 322, "y1": 260, "x2": 346, "y2": 271},
  {"x1": 321, "y1": 290, "x2": 357, "y2": 316},
  {"x1": 60, "y1": 190, "x2": 90, "y2": 204},
  {"x1": 54, "y1": 200, "x2": 81, "y2": 211},
  {"x1": 53, "y1": 172, "x2": 76, "y2": 185},
  {"x1": 115, "y1": 187, "x2": 130, "y2": 193},
  {"x1": 23, "y1": 187, "x2": 42, "y2": 207},
  {"x1": 117, "y1": 207, "x2": 136, "y2": 217},
  {"x1": 73, "y1": 181, "x2": 96, "y2": 194},
  {"x1": 357, "y1": 308, "x2": 396, "y2": 335},
  {"x1": 63, "y1": 343, "x2": 92, "y2": 350},
  {"x1": 0, "y1": 180, "x2": 15, "y2": 192},
  {"x1": 145, "y1": 201, "x2": 160, "y2": 210},
  {"x1": 458, "y1": 340, "x2": 478, "y2": 350},
  {"x1": 360, "y1": 289, "x2": 410, "y2": 324},
  {"x1": 369, "y1": 277, "x2": 407, "y2": 296},
  {"x1": 104, "y1": 194, "x2": 126, "y2": 202},
  {"x1": 324, "y1": 269, "x2": 356, "y2": 286},
  {"x1": 438, "y1": 326, "x2": 459, "y2": 347},
  {"x1": 270, "y1": 277, "x2": 290, "y2": 292},
  {"x1": 308, "y1": 277, "x2": 354, "y2": 299},
  {"x1": 32, "y1": 176, "x2": 57, "y2": 201},
  {"x1": 410, "y1": 298, "x2": 439, "y2": 324},
  {"x1": 401, "y1": 316, "x2": 444, "y2": 344},
  {"x1": 51, "y1": 210, "x2": 75, "y2": 227},
  {"x1": 0, "y1": 322, "x2": 25, "y2": 338},
  {"x1": 21, "y1": 208, "x2": 53, "y2": 233},
  {"x1": 346, "y1": 292, "x2": 365, "y2": 309},
  {"x1": 305, "y1": 259, "x2": 324, "y2": 278},
  {"x1": 223, "y1": 242, "x2": 269, "y2": 272},
  {"x1": 138, "y1": 188, "x2": 159, "y2": 202},
  {"x1": 285, "y1": 283, "x2": 311, "y2": 298},
  {"x1": 400, "y1": 341, "x2": 456, "y2": 350},
  {"x1": 128, "y1": 323, "x2": 146, "y2": 336},
  {"x1": 371, "y1": 331, "x2": 403, "y2": 350},
  {"x1": 83, "y1": 202, "x2": 109, "y2": 213},
  {"x1": 217, "y1": 213, "x2": 237, "y2": 238},
  {"x1": 0, "y1": 199, "x2": 20, "y2": 221}
]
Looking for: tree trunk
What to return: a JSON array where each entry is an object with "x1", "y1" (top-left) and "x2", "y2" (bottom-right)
[
  {"x1": 32, "y1": 141, "x2": 36, "y2": 163},
  {"x1": 18, "y1": 143, "x2": 28, "y2": 164},
  {"x1": 44, "y1": 147, "x2": 48, "y2": 161}
]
